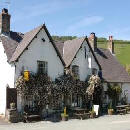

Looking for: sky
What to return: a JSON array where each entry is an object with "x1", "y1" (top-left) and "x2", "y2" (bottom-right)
[{"x1": 0, "y1": 0, "x2": 130, "y2": 40}]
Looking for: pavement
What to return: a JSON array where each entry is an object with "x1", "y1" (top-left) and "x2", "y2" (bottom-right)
[{"x1": 0, "y1": 114, "x2": 130, "y2": 130}]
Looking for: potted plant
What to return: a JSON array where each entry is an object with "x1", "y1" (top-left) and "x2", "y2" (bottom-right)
[
  {"x1": 61, "y1": 107, "x2": 69, "y2": 121},
  {"x1": 108, "y1": 109, "x2": 114, "y2": 115},
  {"x1": 108, "y1": 102, "x2": 114, "y2": 115},
  {"x1": 89, "y1": 108, "x2": 96, "y2": 118},
  {"x1": 61, "y1": 113, "x2": 69, "y2": 121},
  {"x1": 10, "y1": 103, "x2": 16, "y2": 109}
]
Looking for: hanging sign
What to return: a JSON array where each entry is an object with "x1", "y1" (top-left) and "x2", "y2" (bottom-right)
[{"x1": 24, "y1": 70, "x2": 29, "y2": 81}]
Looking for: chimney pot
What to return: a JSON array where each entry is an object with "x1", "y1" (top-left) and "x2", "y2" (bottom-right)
[
  {"x1": 108, "y1": 36, "x2": 114, "y2": 54},
  {"x1": 2, "y1": 8, "x2": 8, "y2": 14}
]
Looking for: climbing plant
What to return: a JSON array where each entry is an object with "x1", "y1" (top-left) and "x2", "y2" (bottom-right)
[
  {"x1": 107, "y1": 84, "x2": 122, "y2": 108},
  {"x1": 15, "y1": 73, "x2": 88, "y2": 110}
]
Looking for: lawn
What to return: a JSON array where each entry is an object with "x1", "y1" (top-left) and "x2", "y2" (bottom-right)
[{"x1": 98, "y1": 42, "x2": 130, "y2": 66}]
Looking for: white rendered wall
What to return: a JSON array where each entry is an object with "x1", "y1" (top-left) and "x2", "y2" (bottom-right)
[
  {"x1": 122, "y1": 83, "x2": 130, "y2": 103},
  {"x1": 70, "y1": 41, "x2": 99, "y2": 81},
  {"x1": 0, "y1": 41, "x2": 15, "y2": 114},
  {"x1": 15, "y1": 28, "x2": 64, "y2": 82}
]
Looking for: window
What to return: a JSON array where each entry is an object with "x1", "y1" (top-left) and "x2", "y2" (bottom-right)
[
  {"x1": 72, "y1": 65, "x2": 79, "y2": 79},
  {"x1": 92, "y1": 68, "x2": 97, "y2": 75},
  {"x1": 42, "y1": 38, "x2": 45, "y2": 42},
  {"x1": 37, "y1": 61, "x2": 48, "y2": 75},
  {"x1": 71, "y1": 94, "x2": 82, "y2": 107}
]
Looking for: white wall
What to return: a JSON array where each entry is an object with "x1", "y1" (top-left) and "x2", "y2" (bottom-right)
[
  {"x1": 70, "y1": 40, "x2": 99, "y2": 81},
  {"x1": 102, "y1": 82, "x2": 130, "y2": 104},
  {"x1": 0, "y1": 41, "x2": 15, "y2": 114},
  {"x1": 15, "y1": 28, "x2": 64, "y2": 112},
  {"x1": 15, "y1": 28, "x2": 64, "y2": 82},
  {"x1": 122, "y1": 83, "x2": 130, "y2": 103}
]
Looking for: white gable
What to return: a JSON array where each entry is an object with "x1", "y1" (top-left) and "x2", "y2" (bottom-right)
[
  {"x1": 0, "y1": 40, "x2": 15, "y2": 114},
  {"x1": 70, "y1": 40, "x2": 99, "y2": 81},
  {"x1": 15, "y1": 28, "x2": 64, "y2": 81}
]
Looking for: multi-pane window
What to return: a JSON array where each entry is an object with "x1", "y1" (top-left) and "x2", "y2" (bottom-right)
[
  {"x1": 72, "y1": 65, "x2": 79, "y2": 79},
  {"x1": 37, "y1": 61, "x2": 48, "y2": 75}
]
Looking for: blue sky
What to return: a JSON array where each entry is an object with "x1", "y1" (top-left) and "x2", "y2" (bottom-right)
[{"x1": 0, "y1": 0, "x2": 130, "y2": 40}]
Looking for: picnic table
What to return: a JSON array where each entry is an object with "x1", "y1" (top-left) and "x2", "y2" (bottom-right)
[
  {"x1": 23, "y1": 105, "x2": 41, "y2": 123},
  {"x1": 73, "y1": 107, "x2": 90, "y2": 120},
  {"x1": 116, "y1": 105, "x2": 129, "y2": 115}
]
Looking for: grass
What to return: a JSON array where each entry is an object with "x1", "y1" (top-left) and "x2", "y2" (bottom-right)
[{"x1": 97, "y1": 42, "x2": 130, "y2": 66}]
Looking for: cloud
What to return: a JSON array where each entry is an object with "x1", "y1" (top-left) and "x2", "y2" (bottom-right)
[
  {"x1": 12, "y1": 0, "x2": 86, "y2": 23},
  {"x1": 12, "y1": 0, "x2": 69, "y2": 23},
  {"x1": 66, "y1": 16, "x2": 104, "y2": 33}
]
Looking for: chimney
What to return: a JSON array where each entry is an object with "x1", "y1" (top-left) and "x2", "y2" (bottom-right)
[
  {"x1": 88, "y1": 32, "x2": 97, "y2": 52},
  {"x1": 108, "y1": 36, "x2": 114, "y2": 54},
  {"x1": 0, "y1": 8, "x2": 11, "y2": 34}
]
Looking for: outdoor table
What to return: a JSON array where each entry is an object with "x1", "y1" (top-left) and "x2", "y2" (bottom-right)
[
  {"x1": 73, "y1": 107, "x2": 90, "y2": 119},
  {"x1": 116, "y1": 105, "x2": 128, "y2": 114}
]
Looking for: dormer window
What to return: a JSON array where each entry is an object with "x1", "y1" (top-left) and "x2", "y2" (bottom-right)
[{"x1": 42, "y1": 38, "x2": 45, "y2": 42}]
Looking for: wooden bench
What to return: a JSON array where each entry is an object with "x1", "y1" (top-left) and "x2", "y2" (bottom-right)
[
  {"x1": 116, "y1": 109, "x2": 127, "y2": 115},
  {"x1": 23, "y1": 105, "x2": 41, "y2": 123},
  {"x1": 74, "y1": 113, "x2": 90, "y2": 120}
]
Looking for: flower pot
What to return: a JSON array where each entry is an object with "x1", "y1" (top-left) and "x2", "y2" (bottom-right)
[
  {"x1": 90, "y1": 112, "x2": 96, "y2": 118},
  {"x1": 62, "y1": 116, "x2": 68, "y2": 121},
  {"x1": 10, "y1": 103, "x2": 16, "y2": 109},
  {"x1": 108, "y1": 109, "x2": 113, "y2": 115},
  {"x1": 61, "y1": 113, "x2": 69, "y2": 121}
]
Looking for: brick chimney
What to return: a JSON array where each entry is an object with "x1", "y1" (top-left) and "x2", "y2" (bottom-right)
[
  {"x1": 88, "y1": 32, "x2": 97, "y2": 52},
  {"x1": 0, "y1": 8, "x2": 11, "y2": 34},
  {"x1": 108, "y1": 36, "x2": 114, "y2": 54}
]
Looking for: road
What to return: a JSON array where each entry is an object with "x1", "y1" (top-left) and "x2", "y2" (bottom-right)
[{"x1": 0, "y1": 114, "x2": 130, "y2": 130}]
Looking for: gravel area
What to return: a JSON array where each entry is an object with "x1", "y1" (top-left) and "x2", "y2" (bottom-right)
[{"x1": 0, "y1": 114, "x2": 130, "y2": 130}]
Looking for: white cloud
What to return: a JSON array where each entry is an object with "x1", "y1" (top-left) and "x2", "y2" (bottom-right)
[{"x1": 66, "y1": 16, "x2": 104, "y2": 33}]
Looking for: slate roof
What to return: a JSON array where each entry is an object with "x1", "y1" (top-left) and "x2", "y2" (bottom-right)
[
  {"x1": 55, "y1": 37, "x2": 101, "y2": 69},
  {"x1": 9, "y1": 24, "x2": 65, "y2": 65},
  {"x1": 63, "y1": 37, "x2": 85, "y2": 67},
  {"x1": 96, "y1": 48, "x2": 130, "y2": 83},
  {"x1": 55, "y1": 41, "x2": 64, "y2": 57},
  {"x1": 10, "y1": 25, "x2": 43, "y2": 62},
  {"x1": 0, "y1": 31, "x2": 23, "y2": 61}
]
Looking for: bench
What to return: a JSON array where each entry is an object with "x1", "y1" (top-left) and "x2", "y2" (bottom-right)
[
  {"x1": 23, "y1": 105, "x2": 41, "y2": 123},
  {"x1": 116, "y1": 109, "x2": 127, "y2": 115},
  {"x1": 74, "y1": 113, "x2": 90, "y2": 120}
]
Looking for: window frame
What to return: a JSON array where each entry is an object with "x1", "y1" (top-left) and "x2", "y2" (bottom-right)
[
  {"x1": 72, "y1": 65, "x2": 79, "y2": 79},
  {"x1": 37, "y1": 61, "x2": 48, "y2": 75}
]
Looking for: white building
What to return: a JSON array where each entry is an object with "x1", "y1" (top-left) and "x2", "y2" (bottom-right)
[
  {"x1": 0, "y1": 8, "x2": 65, "y2": 114},
  {"x1": 0, "y1": 8, "x2": 130, "y2": 114}
]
